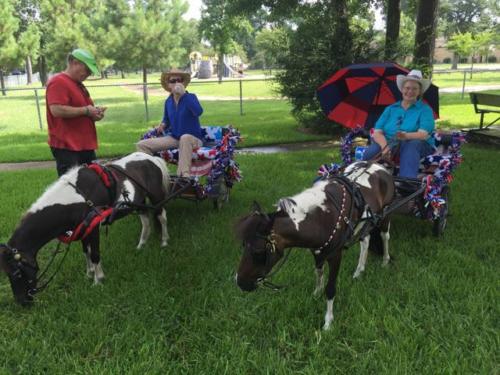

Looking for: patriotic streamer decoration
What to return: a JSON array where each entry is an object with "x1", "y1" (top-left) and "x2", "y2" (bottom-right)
[
  {"x1": 421, "y1": 132, "x2": 465, "y2": 219},
  {"x1": 318, "y1": 129, "x2": 466, "y2": 221},
  {"x1": 317, "y1": 127, "x2": 365, "y2": 178},
  {"x1": 140, "y1": 125, "x2": 242, "y2": 196}
]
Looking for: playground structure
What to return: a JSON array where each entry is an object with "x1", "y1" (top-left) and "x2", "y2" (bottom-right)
[{"x1": 190, "y1": 52, "x2": 247, "y2": 79}]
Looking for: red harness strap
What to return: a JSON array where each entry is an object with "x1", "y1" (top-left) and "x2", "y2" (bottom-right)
[
  {"x1": 88, "y1": 163, "x2": 112, "y2": 188},
  {"x1": 58, "y1": 207, "x2": 114, "y2": 244},
  {"x1": 58, "y1": 163, "x2": 118, "y2": 244}
]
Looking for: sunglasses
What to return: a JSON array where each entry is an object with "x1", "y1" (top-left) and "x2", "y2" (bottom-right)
[{"x1": 168, "y1": 78, "x2": 183, "y2": 84}]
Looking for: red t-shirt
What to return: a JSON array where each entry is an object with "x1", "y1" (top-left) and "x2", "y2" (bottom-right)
[{"x1": 46, "y1": 73, "x2": 98, "y2": 151}]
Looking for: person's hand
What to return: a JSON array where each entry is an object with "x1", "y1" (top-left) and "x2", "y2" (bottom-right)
[
  {"x1": 95, "y1": 106, "x2": 107, "y2": 121},
  {"x1": 396, "y1": 131, "x2": 407, "y2": 140},
  {"x1": 173, "y1": 83, "x2": 185, "y2": 96},
  {"x1": 86, "y1": 105, "x2": 106, "y2": 121},
  {"x1": 155, "y1": 123, "x2": 166, "y2": 134}
]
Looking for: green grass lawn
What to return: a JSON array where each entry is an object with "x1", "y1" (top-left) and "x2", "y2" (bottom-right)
[
  {"x1": 433, "y1": 70, "x2": 500, "y2": 88},
  {"x1": 0, "y1": 86, "x2": 329, "y2": 163},
  {"x1": 0, "y1": 145, "x2": 498, "y2": 373},
  {"x1": 1, "y1": 76, "x2": 500, "y2": 163}
]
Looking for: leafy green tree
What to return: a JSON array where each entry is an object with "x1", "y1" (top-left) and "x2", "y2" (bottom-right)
[
  {"x1": 179, "y1": 19, "x2": 203, "y2": 65},
  {"x1": 254, "y1": 27, "x2": 289, "y2": 71},
  {"x1": 474, "y1": 30, "x2": 495, "y2": 63},
  {"x1": 17, "y1": 23, "x2": 40, "y2": 84},
  {"x1": 200, "y1": 0, "x2": 252, "y2": 82},
  {"x1": 446, "y1": 32, "x2": 474, "y2": 65},
  {"x1": 110, "y1": 0, "x2": 186, "y2": 83},
  {"x1": 39, "y1": 0, "x2": 95, "y2": 73},
  {"x1": 13, "y1": 0, "x2": 40, "y2": 84},
  {"x1": 398, "y1": 12, "x2": 416, "y2": 61},
  {"x1": 438, "y1": 0, "x2": 498, "y2": 69},
  {"x1": 0, "y1": 0, "x2": 19, "y2": 95}
]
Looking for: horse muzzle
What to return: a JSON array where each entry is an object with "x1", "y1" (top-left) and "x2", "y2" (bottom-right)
[{"x1": 236, "y1": 275, "x2": 258, "y2": 292}]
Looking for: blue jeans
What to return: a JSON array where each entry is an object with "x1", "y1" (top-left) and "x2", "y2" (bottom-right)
[{"x1": 362, "y1": 140, "x2": 434, "y2": 178}]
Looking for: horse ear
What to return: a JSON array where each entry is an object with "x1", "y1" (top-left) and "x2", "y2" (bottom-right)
[{"x1": 251, "y1": 201, "x2": 262, "y2": 214}]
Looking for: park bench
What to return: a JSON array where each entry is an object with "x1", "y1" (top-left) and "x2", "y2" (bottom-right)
[{"x1": 469, "y1": 92, "x2": 500, "y2": 129}]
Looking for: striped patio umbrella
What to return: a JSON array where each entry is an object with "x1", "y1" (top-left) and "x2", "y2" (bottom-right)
[{"x1": 317, "y1": 62, "x2": 439, "y2": 129}]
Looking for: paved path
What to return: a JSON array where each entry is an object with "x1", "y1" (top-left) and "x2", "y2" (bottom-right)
[
  {"x1": 440, "y1": 84, "x2": 500, "y2": 93},
  {"x1": 0, "y1": 139, "x2": 339, "y2": 172}
]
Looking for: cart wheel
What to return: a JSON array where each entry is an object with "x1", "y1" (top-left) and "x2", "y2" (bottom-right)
[
  {"x1": 213, "y1": 179, "x2": 230, "y2": 210},
  {"x1": 432, "y1": 186, "x2": 449, "y2": 237}
]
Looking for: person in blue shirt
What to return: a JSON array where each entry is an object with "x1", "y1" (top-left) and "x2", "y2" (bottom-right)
[
  {"x1": 136, "y1": 69, "x2": 203, "y2": 177},
  {"x1": 362, "y1": 69, "x2": 435, "y2": 178}
]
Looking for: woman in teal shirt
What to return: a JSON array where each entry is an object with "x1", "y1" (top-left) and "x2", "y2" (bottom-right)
[{"x1": 362, "y1": 70, "x2": 435, "y2": 178}]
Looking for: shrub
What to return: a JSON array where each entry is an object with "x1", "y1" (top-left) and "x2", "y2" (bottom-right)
[
  {"x1": 443, "y1": 57, "x2": 452, "y2": 64},
  {"x1": 487, "y1": 56, "x2": 497, "y2": 63}
]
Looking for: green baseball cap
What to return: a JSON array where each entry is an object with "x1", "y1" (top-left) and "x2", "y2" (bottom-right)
[{"x1": 71, "y1": 48, "x2": 99, "y2": 76}]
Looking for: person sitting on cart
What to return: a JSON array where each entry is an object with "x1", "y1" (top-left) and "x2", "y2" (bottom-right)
[
  {"x1": 136, "y1": 68, "x2": 203, "y2": 178},
  {"x1": 362, "y1": 69, "x2": 435, "y2": 178}
]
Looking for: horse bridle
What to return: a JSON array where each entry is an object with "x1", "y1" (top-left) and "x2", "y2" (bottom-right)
[
  {"x1": 0, "y1": 241, "x2": 72, "y2": 298},
  {"x1": 243, "y1": 229, "x2": 291, "y2": 290},
  {"x1": 0, "y1": 243, "x2": 38, "y2": 296}
]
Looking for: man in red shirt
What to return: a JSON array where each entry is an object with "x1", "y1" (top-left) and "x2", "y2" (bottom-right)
[{"x1": 46, "y1": 48, "x2": 107, "y2": 176}]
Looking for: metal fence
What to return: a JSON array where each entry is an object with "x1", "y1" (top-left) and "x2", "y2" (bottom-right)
[
  {"x1": 1, "y1": 68, "x2": 499, "y2": 131},
  {"x1": 432, "y1": 68, "x2": 500, "y2": 98},
  {"x1": 0, "y1": 77, "x2": 273, "y2": 131},
  {"x1": 3, "y1": 72, "x2": 41, "y2": 87}
]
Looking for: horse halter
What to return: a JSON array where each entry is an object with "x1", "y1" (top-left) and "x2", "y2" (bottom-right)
[{"x1": 0, "y1": 243, "x2": 38, "y2": 295}]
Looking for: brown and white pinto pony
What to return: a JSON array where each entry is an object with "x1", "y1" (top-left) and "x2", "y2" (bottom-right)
[
  {"x1": 0, "y1": 152, "x2": 170, "y2": 305},
  {"x1": 235, "y1": 161, "x2": 395, "y2": 330}
]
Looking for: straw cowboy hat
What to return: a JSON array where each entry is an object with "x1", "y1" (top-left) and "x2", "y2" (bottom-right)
[
  {"x1": 161, "y1": 68, "x2": 191, "y2": 91},
  {"x1": 396, "y1": 69, "x2": 431, "y2": 94}
]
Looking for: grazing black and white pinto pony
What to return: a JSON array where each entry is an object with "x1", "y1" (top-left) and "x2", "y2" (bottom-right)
[
  {"x1": 0, "y1": 152, "x2": 170, "y2": 305},
  {"x1": 235, "y1": 161, "x2": 395, "y2": 330}
]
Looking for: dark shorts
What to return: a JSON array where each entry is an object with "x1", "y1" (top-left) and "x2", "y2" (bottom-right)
[{"x1": 50, "y1": 147, "x2": 96, "y2": 176}]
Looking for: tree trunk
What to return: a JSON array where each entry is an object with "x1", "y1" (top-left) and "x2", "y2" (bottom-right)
[
  {"x1": 26, "y1": 56, "x2": 33, "y2": 85},
  {"x1": 470, "y1": 54, "x2": 474, "y2": 79},
  {"x1": 413, "y1": 0, "x2": 439, "y2": 76},
  {"x1": 38, "y1": 55, "x2": 48, "y2": 86},
  {"x1": 217, "y1": 51, "x2": 224, "y2": 83},
  {"x1": 331, "y1": 0, "x2": 353, "y2": 67},
  {"x1": 384, "y1": 0, "x2": 401, "y2": 61},
  {"x1": 0, "y1": 71, "x2": 6, "y2": 96},
  {"x1": 121, "y1": 70, "x2": 125, "y2": 79},
  {"x1": 451, "y1": 53, "x2": 459, "y2": 69}
]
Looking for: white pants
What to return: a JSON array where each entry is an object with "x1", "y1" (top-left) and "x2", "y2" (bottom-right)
[{"x1": 136, "y1": 134, "x2": 203, "y2": 177}]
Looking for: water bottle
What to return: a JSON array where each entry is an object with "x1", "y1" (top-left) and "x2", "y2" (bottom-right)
[{"x1": 355, "y1": 146, "x2": 367, "y2": 161}]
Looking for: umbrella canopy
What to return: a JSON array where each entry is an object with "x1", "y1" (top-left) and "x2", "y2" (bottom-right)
[{"x1": 317, "y1": 62, "x2": 439, "y2": 129}]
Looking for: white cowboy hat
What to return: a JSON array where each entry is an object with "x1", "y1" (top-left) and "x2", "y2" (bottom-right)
[
  {"x1": 160, "y1": 68, "x2": 192, "y2": 91},
  {"x1": 396, "y1": 69, "x2": 431, "y2": 94}
]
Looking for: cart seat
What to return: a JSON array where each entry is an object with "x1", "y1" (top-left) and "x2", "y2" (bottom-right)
[{"x1": 141, "y1": 125, "x2": 240, "y2": 169}]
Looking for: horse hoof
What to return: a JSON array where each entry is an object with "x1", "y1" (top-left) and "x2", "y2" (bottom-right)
[
  {"x1": 322, "y1": 322, "x2": 332, "y2": 331},
  {"x1": 86, "y1": 270, "x2": 94, "y2": 278},
  {"x1": 136, "y1": 243, "x2": 145, "y2": 250},
  {"x1": 160, "y1": 241, "x2": 168, "y2": 248},
  {"x1": 382, "y1": 259, "x2": 390, "y2": 267},
  {"x1": 353, "y1": 270, "x2": 363, "y2": 279}
]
